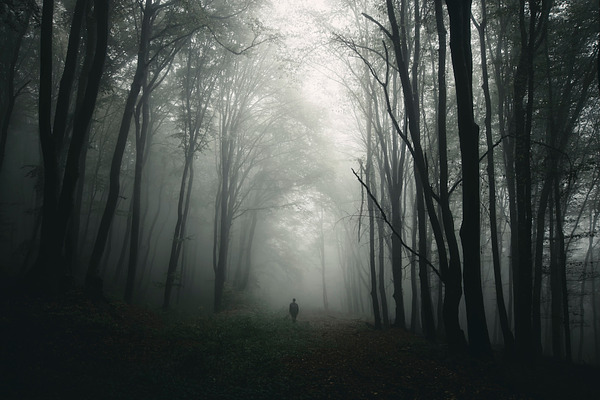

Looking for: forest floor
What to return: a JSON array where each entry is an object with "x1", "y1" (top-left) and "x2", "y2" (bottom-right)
[{"x1": 1, "y1": 291, "x2": 599, "y2": 399}]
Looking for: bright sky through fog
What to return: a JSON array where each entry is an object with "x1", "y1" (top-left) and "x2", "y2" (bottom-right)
[{"x1": 264, "y1": 0, "x2": 358, "y2": 157}]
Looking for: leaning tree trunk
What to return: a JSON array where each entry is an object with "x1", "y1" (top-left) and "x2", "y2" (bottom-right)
[
  {"x1": 86, "y1": 0, "x2": 153, "y2": 294},
  {"x1": 164, "y1": 153, "x2": 194, "y2": 309}
]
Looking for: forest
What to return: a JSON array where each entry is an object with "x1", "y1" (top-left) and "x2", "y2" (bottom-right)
[{"x1": 1, "y1": 0, "x2": 599, "y2": 398}]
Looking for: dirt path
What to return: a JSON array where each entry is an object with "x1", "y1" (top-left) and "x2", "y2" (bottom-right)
[
  {"x1": 2, "y1": 297, "x2": 598, "y2": 400},
  {"x1": 283, "y1": 311, "x2": 599, "y2": 400}
]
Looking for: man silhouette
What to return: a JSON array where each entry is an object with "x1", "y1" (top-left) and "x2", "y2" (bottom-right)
[{"x1": 289, "y1": 298, "x2": 299, "y2": 322}]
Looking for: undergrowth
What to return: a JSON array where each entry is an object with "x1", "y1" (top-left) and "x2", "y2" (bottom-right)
[
  {"x1": 0, "y1": 293, "x2": 317, "y2": 400},
  {"x1": 2, "y1": 292, "x2": 598, "y2": 399}
]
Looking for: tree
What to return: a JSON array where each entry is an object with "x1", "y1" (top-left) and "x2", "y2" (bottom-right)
[
  {"x1": 212, "y1": 49, "x2": 278, "y2": 312},
  {"x1": 0, "y1": 0, "x2": 35, "y2": 173},
  {"x1": 86, "y1": 0, "x2": 193, "y2": 295},
  {"x1": 380, "y1": 0, "x2": 465, "y2": 347},
  {"x1": 29, "y1": 0, "x2": 109, "y2": 295},
  {"x1": 163, "y1": 35, "x2": 218, "y2": 309},
  {"x1": 511, "y1": 0, "x2": 545, "y2": 362},
  {"x1": 472, "y1": 0, "x2": 514, "y2": 353},
  {"x1": 444, "y1": 0, "x2": 492, "y2": 356}
]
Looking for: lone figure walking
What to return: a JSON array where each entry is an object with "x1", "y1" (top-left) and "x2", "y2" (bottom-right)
[{"x1": 289, "y1": 298, "x2": 299, "y2": 322}]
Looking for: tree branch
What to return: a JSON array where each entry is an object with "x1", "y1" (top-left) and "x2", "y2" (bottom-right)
[
  {"x1": 362, "y1": 13, "x2": 392, "y2": 39},
  {"x1": 352, "y1": 168, "x2": 441, "y2": 279}
]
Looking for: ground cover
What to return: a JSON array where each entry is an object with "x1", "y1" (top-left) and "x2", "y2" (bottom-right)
[{"x1": 1, "y1": 292, "x2": 598, "y2": 399}]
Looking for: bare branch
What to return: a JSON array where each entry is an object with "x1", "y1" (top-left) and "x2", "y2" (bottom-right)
[
  {"x1": 362, "y1": 13, "x2": 392, "y2": 39},
  {"x1": 351, "y1": 168, "x2": 441, "y2": 279}
]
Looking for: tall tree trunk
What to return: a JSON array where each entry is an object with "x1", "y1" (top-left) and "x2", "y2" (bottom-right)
[
  {"x1": 578, "y1": 205, "x2": 598, "y2": 359},
  {"x1": 66, "y1": 0, "x2": 96, "y2": 276},
  {"x1": 445, "y1": 0, "x2": 491, "y2": 356},
  {"x1": 112, "y1": 195, "x2": 132, "y2": 284},
  {"x1": 491, "y1": 14, "x2": 517, "y2": 326},
  {"x1": 0, "y1": 3, "x2": 32, "y2": 172},
  {"x1": 533, "y1": 175, "x2": 552, "y2": 355},
  {"x1": 320, "y1": 206, "x2": 330, "y2": 312},
  {"x1": 385, "y1": 0, "x2": 449, "y2": 340},
  {"x1": 416, "y1": 175, "x2": 435, "y2": 339},
  {"x1": 125, "y1": 81, "x2": 151, "y2": 304},
  {"x1": 411, "y1": 0, "x2": 433, "y2": 340},
  {"x1": 137, "y1": 172, "x2": 166, "y2": 292},
  {"x1": 30, "y1": 0, "x2": 62, "y2": 293},
  {"x1": 377, "y1": 177, "x2": 389, "y2": 326},
  {"x1": 164, "y1": 153, "x2": 195, "y2": 309},
  {"x1": 549, "y1": 190, "x2": 562, "y2": 359},
  {"x1": 410, "y1": 194, "x2": 420, "y2": 333},
  {"x1": 86, "y1": 0, "x2": 153, "y2": 294},
  {"x1": 391, "y1": 130, "x2": 406, "y2": 328},
  {"x1": 512, "y1": 0, "x2": 538, "y2": 362},
  {"x1": 593, "y1": 249, "x2": 599, "y2": 363},
  {"x1": 474, "y1": 0, "x2": 514, "y2": 354},
  {"x1": 554, "y1": 177, "x2": 571, "y2": 362},
  {"x1": 214, "y1": 139, "x2": 232, "y2": 312},
  {"x1": 433, "y1": 0, "x2": 465, "y2": 346},
  {"x1": 237, "y1": 209, "x2": 258, "y2": 291},
  {"x1": 365, "y1": 157, "x2": 381, "y2": 328},
  {"x1": 32, "y1": 0, "x2": 108, "y2": 295}
]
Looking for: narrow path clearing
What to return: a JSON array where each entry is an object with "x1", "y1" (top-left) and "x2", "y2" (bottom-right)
[{"x1": 283, "y1": 311, "x2": 598, "y2": 400}]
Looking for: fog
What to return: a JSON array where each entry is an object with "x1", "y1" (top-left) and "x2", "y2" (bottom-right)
[{"x1": 1, "y1": 0, "x2": 599, "y2": 367}]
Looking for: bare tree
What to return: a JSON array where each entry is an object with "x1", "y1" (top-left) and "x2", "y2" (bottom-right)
[
  {"x1": 29, "y1": 0, "x2": 109, "y2": 295},
  {"x1": 163, "y1": 36, "x2": 217, "y2": 309},
  {"x1": 444, "y1": 0, "x2": 492, "y2": 356}
]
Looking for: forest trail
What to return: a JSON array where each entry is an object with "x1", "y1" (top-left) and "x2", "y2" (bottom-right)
[
  {"x1": 1, "y1": 295, "x2": 599, "y2": 399},
  {"x1": 285, "y1": 310, "x2": 599, "y2": 399},
  {"x1": 283, "y1": 311, "x2": 512, "y2": 399}
]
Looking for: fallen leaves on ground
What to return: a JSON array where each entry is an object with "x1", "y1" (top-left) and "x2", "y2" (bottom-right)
[{"x1": 1, "y1": 294, "x2": 599, "y2": 400}]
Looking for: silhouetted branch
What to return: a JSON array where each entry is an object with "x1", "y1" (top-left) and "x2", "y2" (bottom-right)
[
  {"x1": 361, "y1": 13, "x2": 392, "y2": 39},
  {"x1": 352, "y1": 168, "x2": 441, "y2": 279}
]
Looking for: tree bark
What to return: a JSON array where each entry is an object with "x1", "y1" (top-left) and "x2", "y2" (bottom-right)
[
  {"x1": 554, "y1": 176, "x2": 571, "y2": 362},
  {"x1": 365, "y1": 125, "x2": 382, "y2": 328},
  {"x1": 383, "y1": 0, "x2": 465, "y2": 348},
  {"x1": 125, "y1": 80, "x2": 150, "y2": 304},
  {"x1": 0, "y1": 2, "x2": 32, "y2": 172},
  {"x1": 377, "y1": 176, "x2": 389, "y2": 327},
  {"x1": 474, "y1": 0, "x2": 514, "y2": 354},
  {"x1": 444, "y1": 0, "x2": 491, "y2": 356},
  {"x1": 320, "y1": 206, "x2": 330, "y2": 312},
  {"x1": 164, "y1": 153, "x2": 194, "y2": 309},
  {"x1": 512, "y1": 0, "x2": 540, "y2": 362},
  {"x1": 86, "y1": 0, "x2": 153, "y2": 293},
  {"x1": 32, "y1": 0, "x2": 108, "y2": 295}
]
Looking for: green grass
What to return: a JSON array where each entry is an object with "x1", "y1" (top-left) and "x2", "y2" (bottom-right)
[
  {"x1": 0, "y1": 296, "x2": 318, "y2": 400},
  {"x1": 4, "y1": 294, "x2": 598, "y2": 400}
]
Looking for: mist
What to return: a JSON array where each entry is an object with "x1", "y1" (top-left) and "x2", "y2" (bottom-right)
[{"x1": 1, "y1": 0, "x2": 600, "y2": 398}]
